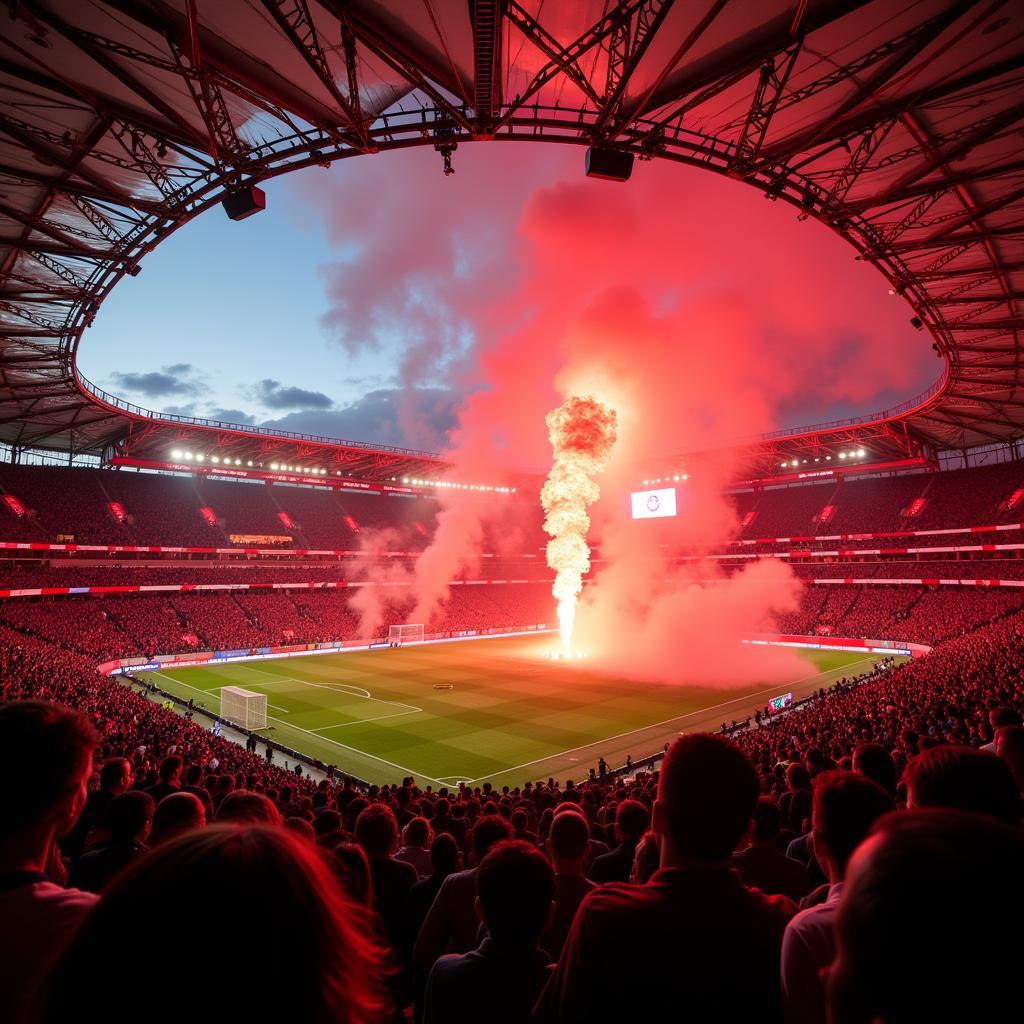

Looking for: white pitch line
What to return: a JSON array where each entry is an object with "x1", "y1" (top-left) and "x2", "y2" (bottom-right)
[
  {"x1": 308, "y1": 709, "x2": 421, "y2": 732},
  {"x1": 144, "y1": 671, "x2": 290, "y2": 713},
  {"x1": 134, "y1": 671, "x2": 442, "y2": 782},
  {"x1": 464, "y1": 655, "x2": 884, "y2": 785},
  {"x1": 237, "y1": 663, "x2": 421, "y2": 713}
]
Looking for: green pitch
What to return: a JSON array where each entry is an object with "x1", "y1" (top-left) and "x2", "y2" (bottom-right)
[{"x1": 139, "y1": 635, "x2": 901, "y2": 788}]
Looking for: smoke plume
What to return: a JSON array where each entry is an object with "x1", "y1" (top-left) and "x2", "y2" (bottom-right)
[{"x1": 541, "y1": 396, "x2": 618, "y2": 648}]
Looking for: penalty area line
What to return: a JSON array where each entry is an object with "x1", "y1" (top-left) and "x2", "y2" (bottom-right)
[
  {"x1": 143, "y1": 671, "x2": 290, "y2": 713},
  {"x1": 464, "y1": 655, "x2": 883, "y2": 785}
]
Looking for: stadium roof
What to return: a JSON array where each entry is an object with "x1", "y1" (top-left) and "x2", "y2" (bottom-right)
[{"x1": 0, "y1": 0, "x2": 1022, "y2": 478}]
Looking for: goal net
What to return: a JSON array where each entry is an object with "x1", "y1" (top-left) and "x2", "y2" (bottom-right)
[
  {"x1": 220, "y1": 686, "x2": 268, "y2": 731},
  {"x1": 388, "y1": 623, "x2": 424, "y2": 645}
]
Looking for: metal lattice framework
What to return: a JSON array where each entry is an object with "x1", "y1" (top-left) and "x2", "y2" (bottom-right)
[{"x1": 1, "y1": 0, "x2": 1022, "y2": 478}]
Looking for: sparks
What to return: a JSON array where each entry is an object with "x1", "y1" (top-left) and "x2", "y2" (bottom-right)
[{"x1": 541, "y1": 395, "x2": 618, "y2": 650}]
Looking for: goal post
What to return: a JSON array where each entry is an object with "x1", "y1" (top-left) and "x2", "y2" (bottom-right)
[
  {"x1": 388, "y1": 623, "x2": 424, "y2": 646},
  {"x1": 220, "y1": 686, "x2": 268, "y2": 731}
]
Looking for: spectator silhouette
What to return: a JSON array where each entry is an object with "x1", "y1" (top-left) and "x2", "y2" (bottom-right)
[
  {"x1": 536, "y1": 734, "x2": 796, "y2": 1022},
  {"x1": 829, "y1": 810, "x2": 1024, "y2": 1024},
  {"x1": 423, "y1": 840, "x2": 554, "y2": 1024},
  {"x1": 781, "y1": 771, "x2": 893, "y2": 1024}
]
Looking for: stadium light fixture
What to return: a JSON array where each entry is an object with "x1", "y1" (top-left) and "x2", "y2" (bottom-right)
[
  {"x1": 171, "y1": 449, "x2": 181, "y2": 459},
  {"x1": 183, "y1": 451, "x2": 193, "y2": 460},
  {"x1": 196, "y1": 454, "x2": 204, "y2": 462},
  {"x1": 858, "y1": 448, "x2": 866, "y2": 458},
  {"x1": 839, "y1": 452, "x2": 847, "y2": 460}
]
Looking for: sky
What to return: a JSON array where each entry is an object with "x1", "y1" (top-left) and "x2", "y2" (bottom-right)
[{"x1": 80, "y1": 142, "x2": 939, "y2": 464}]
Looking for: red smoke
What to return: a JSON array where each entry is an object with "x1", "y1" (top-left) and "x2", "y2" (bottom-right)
[{"x1": 304, "y1": 145, "x2": 927, "y2": 686}]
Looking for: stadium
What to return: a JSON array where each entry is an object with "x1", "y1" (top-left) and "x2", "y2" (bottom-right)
[{"x1": 1, "y1": 2, "x2": 1022, "y2": 1022}]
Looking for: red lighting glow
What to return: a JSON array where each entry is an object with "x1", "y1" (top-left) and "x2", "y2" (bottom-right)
[
  {"x1": 343, "y1": 515, "x2": 359, "y2": 532},
  {"x1": 2, "y1": 494, "x2": 26, "y2": 518},
  {"x1": 818, "y1": 504, "x2": 836, "y2": 524},
  {"x1": 904, "y1": 498, "x2": 927, "y2": 518},
  {"x1": 108, "y1": 502, "x2": 127, "y2": 523},
  {"x1": 276, "y1": 511, "x2": 295, "y2": 530},
  {"x1": 199, "y1": 506, "x2": 217, "y2": 526}
]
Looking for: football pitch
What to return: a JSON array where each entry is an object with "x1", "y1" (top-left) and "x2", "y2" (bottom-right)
[{"x1": 140, "y1": 635, "x2": 900, "y2": 788}]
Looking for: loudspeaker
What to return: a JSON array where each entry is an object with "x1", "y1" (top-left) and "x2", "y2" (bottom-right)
[
  {"x1": 585, "y1": 146, "x2": 634, "y2": 182},
  {"x1": 222, "y1": 185, "x2": 266, "y2": 221}
]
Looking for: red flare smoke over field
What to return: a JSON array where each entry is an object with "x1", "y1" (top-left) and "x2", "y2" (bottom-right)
[{"x1": 541, "y1": 396, "x2": 618, "y2": 649}]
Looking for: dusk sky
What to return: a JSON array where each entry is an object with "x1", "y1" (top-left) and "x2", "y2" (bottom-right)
[{"x1": 80, "y1": 143, "x2": 939, "y2": 460}]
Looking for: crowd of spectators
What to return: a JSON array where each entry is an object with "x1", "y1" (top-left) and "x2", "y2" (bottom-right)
[{"x1": 1, "y1": 686, "x2": 1019, "y2": 1022}]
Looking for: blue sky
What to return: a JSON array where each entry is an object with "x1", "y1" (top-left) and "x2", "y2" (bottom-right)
[{"x1": 79, "y1": 144, "x2": 938, "y2": 455}]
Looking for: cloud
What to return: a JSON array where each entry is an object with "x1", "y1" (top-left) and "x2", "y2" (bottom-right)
[
  {"x1": 259, "y1": 386, "x2": 461, "y2": 450},
  {"x1": 251, "y1": 378, "x2": 334, "y2": 410},
  {"x1": 208, "y1": 407, "x2": 256, "y2": 425},
  {"x1": 108, "y1": 366, "x2": 199, "y2": 397}
]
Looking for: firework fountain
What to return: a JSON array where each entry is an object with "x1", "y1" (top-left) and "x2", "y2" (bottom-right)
[{"x1": 540, "y1": 395, "x2": 618, "y2": 651}]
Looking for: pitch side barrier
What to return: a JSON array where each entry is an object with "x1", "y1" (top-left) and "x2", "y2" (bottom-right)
[
  {"x1": 741, "y1": 633, "x2": 931, "y2": 659},
  {"x1": 6, "y1": 576, "x2": 1024, "y2": 601},
  {"x1": 100, "y1": 624, "x2": 555, "y2": 677}
]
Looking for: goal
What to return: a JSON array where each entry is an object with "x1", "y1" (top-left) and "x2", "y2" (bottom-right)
[
  {"x1": 388, "y1": 623, "x2": 424, "y2": 646},
  {"x1": 220, "y1": 686, "x2": 268, "y2": 731}
]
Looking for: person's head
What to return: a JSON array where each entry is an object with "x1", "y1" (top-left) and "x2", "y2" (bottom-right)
[
  {"x1": 630, "y1": 831, "x2": 661, "y2": 884},
  {"x1": 284, "y1": 817, "x2": 316, "y2": 840},
  {"x1": 158, "y1": 755, "x2": 183, "y2": 784},
  {"x1": 331, "y1": 842, "x2": 373, "y2": 906},
  {"x1": 475, "y1": 840, "x2": 554, "y2": 944},
  {"x1": 511, "y1": 808, "x2": 529, "y2": 832},
  {"x1": 810, "y1": 771, "x2": 894, "y2": 883},
  {"x1": 829, "y1": 810, "x2": 1024, "y2": 1024},
  {"x1": 852, "y1": 743, "x2": 897, "y2": 796},
  {"x1": 654, "y1": 734, "x2": 759, "y2": 864},
  {"x1": 215, "y1": 791, "x2": 283, "y2": 826},
  {"x1": 988, "y1": 706, "x2": 1022, "y2": 733},
  {"x1": 313, "y1": 809, "x2": 343, "y2": 840},
  {"x1": 427, "y1": 831, "x2": 458, "y2": 877},
  {"x1": 38, "y1": 825, "x2": 390, "y2": 1023},
  {"x1": 750, "y1": 797, "x2": 782, "y2": 845},
  {"x1": 614, "y1": 799, "x2": 650, "y2": 845},
  {"x1": 786, "y1": 762, "x2": 811, "y2": 791},
  {"x1": 904, "y1": 745, "x2": 1021, "y2": 825},
  {"x1": 402, "y1": 816, "x2": 431, "y2": 850},
  {"x1": 547, "y1": 810, "x2": 589, "y2": 871},
  {"x1": 105, "y1": 791, "x2": 155, "y2": 845},
  {"x1": 0, "y1": 701, "x2": 97, "y2": 851},
  {"x1": 184, "y1": 763, "x2": 203, "y2": 786},
  {"x1": 354, "y1": 804, "x2": 399, "y2": 859},
  {"x1": 100, "y1": 758, "x2": 133, "y2": 794},
  {"x1": 995, "y1": 725, "x2": 1024, "y2": 792},
  {"x1": 150, "y1": 793, "x2": 205, "y2": 845},
  {"x1": 470, "y1": 813, "x2": 513, "y2": 864}
]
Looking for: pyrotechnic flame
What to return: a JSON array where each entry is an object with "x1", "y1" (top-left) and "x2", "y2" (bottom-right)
[{"x1": 541, "y1": 395, "x2": 618, "y2": 649}]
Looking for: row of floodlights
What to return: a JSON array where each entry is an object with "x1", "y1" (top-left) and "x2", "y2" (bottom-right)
[
  {"x1": 642, "y1": 474, "x2": 689, "y2": 485},
  {"x1": 780, "y1": 449, "x2": 868, "y2": 468},
  {"x1": 402, "y1": 477, "x2": 516, "y2": 493},
  {"x1": 171, "y1": 450, "x2": 254, "y2": 467},
  {"x1": 171, "y1": 450, "x2": 339, "y2": 476}
]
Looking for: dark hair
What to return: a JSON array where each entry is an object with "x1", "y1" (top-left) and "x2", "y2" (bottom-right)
[
  {"x1": 830, "y1": 810, "x2": 1024, "y2": 1024},
  {"x1": 812, "y1": 771, "x2": 893, "y2": 875},
  {"x1": 989, "y1": 706, "x2": 1022, "y2": 729},
  {"x1": 786, "y1": 763, "x2": 811, "y2": 790},
  {"x1": 105, "y1": 791, "x2": 155, "y2": 843},
  {"x1": 658, "y1": 734, "x2": 759, "y2": 861},
  {"x1": 313, "y1": 809, "x2": 343, "y2": 838},
  {"x1": 615, "y1": 799, "x2": 650, "y2": 842},
  {"x1": 905, "y1": 745, "x2": 1021, "y2": 825},
  {"x1": 331, "y1": 842, "x2": 373, "y2": 907},
  {"x1": 158, "y1": 755, "x2": 183, "y2": 781},
  {"x1": 100, "y1": 758, "x2": 130, "y2": 789},
  {"x1": 216, "y1": 791, "x2": 283, "y2": 826},
  {"x1": 471, "y1": 813, "x2": 512, "y2": 862},
  {"x1": 38, "y1": 826, "x2": 390, "y2": 1023},
  {"x1": 751, "y1": 796, "x2": 781, "y2": 842},
  {"x1": 852, "y1": 743, "x2": 897, "y2": 795},
  {"x1": 548, "y1": 810, "x2": 589, "y2": 860},
  {"x1": 632, "y1": 831, "x2": 661, "y2": 884},
  {"x1": 429, "y1": 832, "x2": 459, "y2": 875},
  {"x1": 0, "y1": 701, "x2": 98, "y2": 839},
  {"x1": 477, "y1": 840, "x2": 554, "y2": 943},
  {"x1": 404, "y1": 816, "x2": 430, "y2": 847},
  {"x1": 354, "y1": 804, "x2": 398, "y2": 858},
  {"x1": 150, "y1": 792, "x2": 205, "y2": 844}
]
